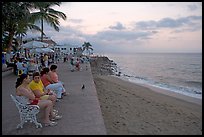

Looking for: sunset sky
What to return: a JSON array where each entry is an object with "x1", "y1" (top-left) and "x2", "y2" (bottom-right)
[{"x1": 25, "y1": 2, "x2": 202, "y2": 54}]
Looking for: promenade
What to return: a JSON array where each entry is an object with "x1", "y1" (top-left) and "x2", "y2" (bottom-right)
[{"x1": 2, "y1": 61, "x2": 107, "y2": 135}]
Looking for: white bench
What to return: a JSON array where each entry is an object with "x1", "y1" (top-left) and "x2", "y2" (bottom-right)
[{"x1": 10, "y1": 94, "x2": 42, "y2": 129}]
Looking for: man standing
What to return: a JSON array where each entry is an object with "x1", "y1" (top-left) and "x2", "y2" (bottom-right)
[{"x1": 44, "y1": 54, "x2": 49, "y2": 68}]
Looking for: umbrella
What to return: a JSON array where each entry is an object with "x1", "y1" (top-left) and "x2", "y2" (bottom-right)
[
  {"x1": 41, "y1": 48, "x2": 54, "y2": 53},
  {"x1": 30, "y1": 47, "x2": 54, "y2": 53},
  {"x1": 21, "y1": 40, "x2": 49, "y2": 49}
]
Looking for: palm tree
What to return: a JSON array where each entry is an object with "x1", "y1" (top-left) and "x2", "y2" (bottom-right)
[
  {"x1": 30, "y1": 2, "x2": 67, "y2": 42},
  {"x1": 82, "y1": 42, "x2": 93, "y2": 56},
  {"x1": 15, "y1": 18, "x2": 45, "y2": 46},
  {"x1": 2, "y1": 2, "x2": 43, "y2": 52},
  {"x1": 2, "y1": 2, "x2": 28, "y2": 52}
]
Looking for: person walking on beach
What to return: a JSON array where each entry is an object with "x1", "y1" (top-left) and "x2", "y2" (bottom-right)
[{"x1": 15, "y1": 74, "x2": 60, "y2": 126}]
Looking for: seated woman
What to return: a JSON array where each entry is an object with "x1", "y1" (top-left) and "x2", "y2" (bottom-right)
[
  {"x1": 29, "y1": 72, "x2": 57, "y2": 106},
  {"x1": 48, "y1": 65, "x2": 68, "y2": 96},
  {"x1": 41, "y1": 67, "x2": 64, "y2": 99},
  {"x1": 15, "y1": 74, "x2": 61, "y2": 126}
]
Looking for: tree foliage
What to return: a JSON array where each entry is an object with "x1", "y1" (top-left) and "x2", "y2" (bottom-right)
[
  {"x1": 82, "y1": 42, "x2": 93, "y2": 55},
  {"x1": 2, "y1": 2, "x2": 67, "y2": 52},
  {"x1": 30, "y1": 2, "x2": 67, "y2": 41},
  {"x1": 2, "y1": 2, "x2": 41, "y2": 52}
]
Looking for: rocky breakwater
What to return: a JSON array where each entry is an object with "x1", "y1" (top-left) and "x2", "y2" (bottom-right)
[{"x1": 90, "y1": 56, "x2": 117, "y2": 76}]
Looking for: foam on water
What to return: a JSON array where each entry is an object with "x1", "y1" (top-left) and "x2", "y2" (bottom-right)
[
  {"x1": 115, "y1": 70, "x2": 202, "y2": 99},
  {"x1": 106, "y1": 53, "x2": 202, "y2": 100}
]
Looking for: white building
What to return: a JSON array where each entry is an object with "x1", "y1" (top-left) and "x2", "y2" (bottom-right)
[{"x1": 54, "y1": 44, "x2": 83, "y2": 56}]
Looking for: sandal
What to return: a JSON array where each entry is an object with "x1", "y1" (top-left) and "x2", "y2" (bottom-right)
[
  {"x1": 56, "y1": 99, "x2": 61, "y2": 102},
  {"x1": 57, "y1": 97, "x2": 63, "y2": 99},
  {"x1": 44, "y1": 121, "x2": 57, "y2": 127},
  {"x1": 53, "y1": 109, "x2": 58, "y2": 115},
  {"x1": 51, "y1": 115, "x2": 62, "y2": 121},
  {"x1": 53, "y1": 109, "x2": 58, "y2": 113},
  {"x1": 53, "y1": 111, "x2": 58, "y2": 115},
  {"x1": 62, "y1": 92, "x2": 69, "y2": 96}
]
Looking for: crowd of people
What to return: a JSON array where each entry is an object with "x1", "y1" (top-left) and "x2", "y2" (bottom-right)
[
  {"x1": 5, "y1": 51, "x2": 90, "y2": 76},
  {"x1": 69, "y1": 56, "x2": 90, "y2": 72},
  {"x1": 5, "y1": 52, "x2": 64, "y2": 74},
  {"x1": 13, "y1": 53, "x2": 91, "y2": 127},
  {"x1": 15, "y1": 64, "x2": 69, "y2": 127}
]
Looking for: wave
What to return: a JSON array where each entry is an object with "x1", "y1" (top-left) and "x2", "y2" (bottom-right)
[
  {"x1": 185, "y1": 80, "x2": 202, "y2": 87},
  {"x1": 189, "y1": 64, "x2": 199, "y2": 66},
  {"x1": 109, "y1": 54, "x2": 202, "y2": 99},
  {"x1": 185, "y1": 80, "x2": 202, "y2": 84},
  {"x1": 168, "y1": 67, "x2": 175, "y2": 70},
  {"x1": 113, "y1": 71, "x2": 202, "y2": 99}
]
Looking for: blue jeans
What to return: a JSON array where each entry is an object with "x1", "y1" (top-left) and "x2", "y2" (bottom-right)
[{"x1": 45, "y1": 82, "x2": 64, "y2": 98}]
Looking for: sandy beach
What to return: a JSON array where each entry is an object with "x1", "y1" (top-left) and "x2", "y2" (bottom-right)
[{"x1": 90, "y1": 57, "x2": 202, "y2": 135}]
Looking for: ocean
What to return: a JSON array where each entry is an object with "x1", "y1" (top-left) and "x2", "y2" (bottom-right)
[{"x1": 103, "y1": 53, "x2": 202, "y2": 99}]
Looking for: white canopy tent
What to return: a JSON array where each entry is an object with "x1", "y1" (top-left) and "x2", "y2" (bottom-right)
[
  {"x1": 30, "y1": 47, "x2": 54, "y2": 53},
  {"x1": 21, "y1": 41, "x2": 49, "y2": 49}
]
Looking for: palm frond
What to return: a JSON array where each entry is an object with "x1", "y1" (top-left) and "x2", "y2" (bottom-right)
[{"x1": 48, "y1": 8, "x2": 67, "y2": 20}]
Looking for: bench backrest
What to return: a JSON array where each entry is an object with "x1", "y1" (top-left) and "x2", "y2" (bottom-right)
[
  {"x1": 10, "y1": 94, "x2": 42, "y2": 128},
  {"x1": 10, "y1": 94, "x2": 30, "y2": 113}
]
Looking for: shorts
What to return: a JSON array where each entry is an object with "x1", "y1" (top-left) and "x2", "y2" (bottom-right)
[
  {"x1": 40, "y1": 95, "x2": 49, "y2": 100},
  {"x1": 76, "y1": 64, "x2": 79, "y2": 67},
  {"x1": 29, "y1": 99, "x2": 39, "y2": 105}
]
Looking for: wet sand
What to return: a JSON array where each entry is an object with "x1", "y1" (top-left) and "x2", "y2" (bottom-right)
[{"x1": 90, "y1": 57, "x2": 202, "y2": 135}]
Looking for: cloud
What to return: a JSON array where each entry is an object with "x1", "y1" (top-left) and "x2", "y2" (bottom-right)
[
  {"x1": 171, "y1": 16, "x2": 202, "y2": 33},
  {"x1": 24, "y1": 20, "x2": 160, "y2": 54},
  {"x1": 24, "y1": 24, "x2": 86, "y2": 46},
  {"x1": 135, "y1": 20, "x2": 157, "y2": 30},
  {"x1": 172, "y1": 25, "x2": 202, "y2": 33},
  {"x1": 95, "y1": 29, "x2": 155, "y2": 41},
  {"x1": 151, "y1": 30, "x2": 159, "y2": 34},
  {"x1": 24, "y1": 14, "x2": 201, "y2": 54},
  {"x1": 109, "y1": 22, "x2": 126, "y2": 30},
  {"x1": 48, "y1": 25, "x2": 155, "y2": 53},
  {"x1": 68, "y1": 18, "x2": 83, "y2": 23},
  {"x1": 136, "y1": 15, "x2": 202, "y2": 31},
  {"x1": 157, "y1": 18, "x2": 182, "y2": 28},
  {"x1": 187, "y1": 4, "x2": 198, "y2": 11},
  {"x1": 48, "y1": 26, "x2": 86, "y2": 45}
]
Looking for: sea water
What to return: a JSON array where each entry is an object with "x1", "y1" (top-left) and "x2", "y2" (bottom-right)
[{"x1": 104, "y1": 53, "x2": 202, "y2": 99}]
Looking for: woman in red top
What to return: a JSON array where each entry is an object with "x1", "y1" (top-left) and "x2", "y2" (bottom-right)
[
  {"x1": 48, "y1": 64, "x2": 68, "y2": 96},
  {"x1": 41, "y1": 67, "x2": 64, "y2": 99}
]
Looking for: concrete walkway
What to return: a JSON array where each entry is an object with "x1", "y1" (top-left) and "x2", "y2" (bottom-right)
[{"x1": 2, "y1": 61, "x2": 107, "y2": 135}]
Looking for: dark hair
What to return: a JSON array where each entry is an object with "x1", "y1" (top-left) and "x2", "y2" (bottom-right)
[
  {"x1": 15, "y1": 74, "x2": 28, "y2": 88},
  {"x1": 40, "y1": 67, "x2": 50, "y2": 76},
  {"x1": 33, "y1": 72, "x2": 40, "y2": 79},
  {"x1": 50, "y1": 64, "x2": 57, "y2": 71}
]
